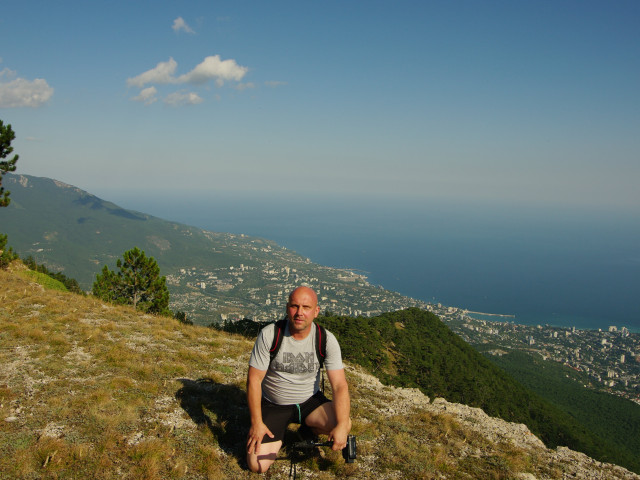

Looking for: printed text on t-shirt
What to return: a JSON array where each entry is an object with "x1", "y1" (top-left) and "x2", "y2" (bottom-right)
[{"x1": 273, "y1": 351, "x2": 316, "y2": 374}]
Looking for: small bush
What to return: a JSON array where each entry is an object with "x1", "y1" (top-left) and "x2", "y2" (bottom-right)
[{"x1": 20, "y1": 269, "x2": 68, "y2": 291}]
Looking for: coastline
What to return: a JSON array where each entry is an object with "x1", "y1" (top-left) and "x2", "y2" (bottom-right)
[
  {"x1": 110, "y1": 191, "x2": 640, "y2": 333},
  {"x1": 463, "y1": 310, "x2": 640, "y2": 334},
  {"x1": 465, "y1": 310, "x2": 516, "y2": 319}
]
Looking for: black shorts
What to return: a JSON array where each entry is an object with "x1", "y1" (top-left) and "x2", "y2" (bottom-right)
[{"x1": 261, "y1": 391, "x2": 330, "y2": 444}]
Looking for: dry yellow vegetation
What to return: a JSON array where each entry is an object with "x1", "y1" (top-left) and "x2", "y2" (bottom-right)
[{"x1": 1, "y1": 264, "x2": 638, "y2": 479}]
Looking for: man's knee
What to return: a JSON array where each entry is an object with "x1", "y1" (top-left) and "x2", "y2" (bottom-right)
[
  {"x1": 247, "y1": 454, "x2": 274, "y2": 473},
  {"x1": 247, "y1": 456, "x2": 269, "y2": 474},
  {"x1": 247, "y1": 441, "x2": 281, "y2": 473}
]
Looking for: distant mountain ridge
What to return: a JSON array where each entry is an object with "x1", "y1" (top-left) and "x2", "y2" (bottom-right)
[
  {"x1": 0, "y1": 173, "x2": 429, "y2": 324},
  {"x1": 1, "y1": 173, "x2": 177, "y2": 280}
]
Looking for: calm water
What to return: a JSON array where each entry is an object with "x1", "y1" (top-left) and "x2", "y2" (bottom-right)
[{"x1": 112, "y1": 191, "x2": 640, "y2": 332}]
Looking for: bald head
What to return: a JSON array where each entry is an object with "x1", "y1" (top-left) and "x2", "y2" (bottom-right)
[
  {"x1": 288, "y1": 286, "x2": 318, "y2": 305},
  {"x1": 286, "y1": 286, "x2": 320, "y2": 336}
]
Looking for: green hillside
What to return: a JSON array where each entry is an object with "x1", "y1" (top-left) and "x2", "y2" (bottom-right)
[
  {"x1": 0, "y1": 173, "x2": 254, "y2": 286},
  {"x1": 220, "y1": 309, "x2": 639, "y2": 474},
  {"x1": 484, "y1": 349, "x2": 640, "y2": 473},
  {"x1": 319, "y1": 309, "x2": 640, "y2": 474}
]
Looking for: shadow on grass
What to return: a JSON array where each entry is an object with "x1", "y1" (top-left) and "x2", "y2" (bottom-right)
[
  {"x1": 175, "y1": 378, "x2": 339, "y2": 474},
  {"x1": 175, "y1": 378, "x2": 249, "y2": 464}
]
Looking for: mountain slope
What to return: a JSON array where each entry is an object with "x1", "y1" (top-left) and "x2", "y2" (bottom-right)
[
  {"x1": 321, "y1": 309, "x2": 640, "y2": 472},
  {"x1": 225, "y1": 309, "x2": 638, "y2": 474},
  {"x1": 1, "y1": 174, "x2": 249, "y2": 286},
  {"x1": 0, "y1": 173, "x2": 428, "y2": 324},
  {"x1": 1, "y1": 266, "x2": 638, "y2": 479},
  {"x1": 486, "y1": 349, "x2": 640, "y2": 473}
]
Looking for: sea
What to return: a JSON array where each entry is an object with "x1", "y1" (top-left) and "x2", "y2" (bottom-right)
[{"x1": 112, "y1": 191, "x2": 640, "y2": 333}]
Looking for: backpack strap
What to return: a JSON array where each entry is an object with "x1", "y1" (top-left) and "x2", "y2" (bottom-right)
[
  {"x1": 315, "y1": 322, "x2": 328, "y2": 393},
  {"x1": 269, "y1": 318, "x2": 288, "y2": 364},
  {"x1": 315, "y1": 323, "x2": 327, "y2": 370}
]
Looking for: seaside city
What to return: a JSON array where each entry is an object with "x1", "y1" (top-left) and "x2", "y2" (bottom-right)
[
  {"x1": 165, "y1": 233, "x2": 640, "y2": 406},
  {"x1": 441, "y1": 309, "x2": 640, "y2": 406}
]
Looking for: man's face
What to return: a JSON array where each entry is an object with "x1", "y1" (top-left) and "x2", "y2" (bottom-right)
[{"x1": 286, "y1": 287, "x2": 320, "y2": 335}]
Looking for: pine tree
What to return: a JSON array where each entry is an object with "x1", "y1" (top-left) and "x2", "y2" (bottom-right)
[
  {"x1": 0, "y1": 233, "x2": 18, "y2": 269},
  {"x1": 0, "y1": 120, "x2": 19, "y2": 208},
  {"x1": 92, "y1": 265, "x2": 120, "y2": 302},
  {"x1": 92, "y1": 247, "x2": 170, "y2": 314}
]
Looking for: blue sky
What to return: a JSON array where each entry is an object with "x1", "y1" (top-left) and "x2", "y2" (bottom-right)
[{"x1": 1, "y1": 1, "x2": 639, "y2": 209}]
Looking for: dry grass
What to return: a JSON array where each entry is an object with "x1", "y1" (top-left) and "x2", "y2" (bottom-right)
[
  {"x1": 0, "y1": 267, "x2": 253, "y2": 479},
  {"x1": 0, "y1": 266, "x2": 633, "y2": 479}
]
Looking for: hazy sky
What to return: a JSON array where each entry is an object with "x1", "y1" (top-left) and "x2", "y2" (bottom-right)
[{"x1": 2, "y1": 1, "x2": 639, "y2": 209}]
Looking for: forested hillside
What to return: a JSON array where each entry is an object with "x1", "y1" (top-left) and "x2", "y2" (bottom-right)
[
  {"x1": 486, "y1": 349, "x2": 640, "y2": 473},
  {"x1": 221, "y1": 309, "x2": 638, "y2": 474}
]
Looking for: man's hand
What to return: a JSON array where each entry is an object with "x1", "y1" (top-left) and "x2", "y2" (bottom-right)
[
  {"x1": 246, "y1": 366, "x2": 270, "y2": 455},
  {"x1": 327, "y1": 422, "x2": 350, "y2": 451},
  {"x1": 246, "y1": 421, "x2": 274, "y2": 455},
  {"x1": 326, "y1": 368, "x2": 351, "y2": 451}
]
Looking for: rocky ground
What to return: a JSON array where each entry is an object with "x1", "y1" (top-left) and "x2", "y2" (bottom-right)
[
  {"x1": 2, "y1": 265, "x2": 639, "y2": 479},
  {"x1": 347, "y1": 368, "x2": 639, "y2": 480}
]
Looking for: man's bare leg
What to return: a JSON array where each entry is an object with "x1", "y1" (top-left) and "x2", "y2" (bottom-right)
[
  {"x1": 304, "y1": 402, "x2": 352, "y2": 436},
  {"x1": 246, "y1": 440, "x2": 282, "y2": 473}
]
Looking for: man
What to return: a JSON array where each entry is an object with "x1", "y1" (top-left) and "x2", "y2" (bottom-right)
[{"x1": 246, "y1": 286, "x2": 351, "y2": 473}]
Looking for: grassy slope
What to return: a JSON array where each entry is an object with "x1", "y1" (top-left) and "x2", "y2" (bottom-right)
[
  {"x1": 1, "y1": 265, "x2": 607, "y2": 480},
  {"x1": 18, "y1": 270, "x2": 68, "y2": 292},
  {"x1": 0, "y1": 265, "x2": 253, "y2": 479}
]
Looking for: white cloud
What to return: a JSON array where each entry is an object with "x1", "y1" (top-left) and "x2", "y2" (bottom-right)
[
  {"x1": 0, "y1": 67, "x2": 17, "y2": 80},
  {"x1": 0, "y1": 76, "x2": 54, "y2": 108},
  {"x1": 127, "y1": 57, "x2": 178, "y2": 88},
  {"x1": 172, "y1": 17, "x2": 195, "y2": 34},
  {"x1": 164, "y1": 91, "x2": 204, "y2": 107},
  {"x1": 176, "y1": 55, "x2": 248, "y2": 86},
  {"x1": 131, "y1": 86, "x2": 158, "y2": 105},
  {"x1": 127, "y1": 55, "x2": 248, "y2": 89}
]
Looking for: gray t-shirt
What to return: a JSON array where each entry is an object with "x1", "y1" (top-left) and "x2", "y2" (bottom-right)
[{"x1": 249, "y1": 321, "x2": 344, "y2": 405}]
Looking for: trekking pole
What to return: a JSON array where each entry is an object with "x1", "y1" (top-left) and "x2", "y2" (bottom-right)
[{"x1": 290, "y1": 435, "x2": 357, "y2": 463}]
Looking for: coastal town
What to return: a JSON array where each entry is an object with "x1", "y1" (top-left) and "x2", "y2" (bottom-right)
[
  {"x1": 435, "y1": 306, "x2": 640, "y2": 405},
  {"x1": 165, "y1": 232, "x2": 430, "y2": 324},
  {"x1": 159, "y1": 231, "x2": 640, "y2": 405}
]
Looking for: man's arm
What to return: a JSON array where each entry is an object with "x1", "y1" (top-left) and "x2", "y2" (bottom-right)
[
  {"x1": 326, "y1": 368, "x2": 351, "y2": 450},
  {"x1": 246, "y1": 366, "x2": 273, "y2": 454}
]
